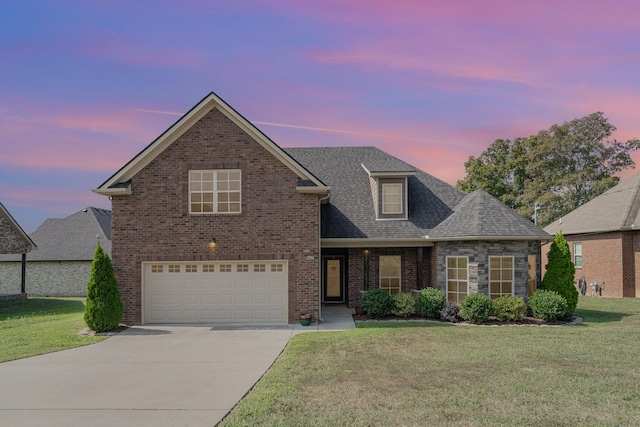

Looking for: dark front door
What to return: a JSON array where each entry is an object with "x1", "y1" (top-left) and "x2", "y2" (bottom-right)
[{"x1": 323, "y1": 255, "x2": 345, "y2": 303}]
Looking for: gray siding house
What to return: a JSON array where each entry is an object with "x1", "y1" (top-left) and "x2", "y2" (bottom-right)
[{"x1": 0, "y1": 207, "x2": 111, "y2": 296}]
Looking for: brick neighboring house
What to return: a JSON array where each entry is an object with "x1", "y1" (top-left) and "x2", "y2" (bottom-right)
[
  {"x1": 0, "y1": 202, "x2": 36, "y2": 298},
  {"x1": 0, "y1": 207, "x2": 111, "y2": 296},
  {"x1": 94, "y1": 92, "x2": 550, "y2": 325},
  {"x1": 544, "y1": 173, "x2": 640, "y2": 298}
]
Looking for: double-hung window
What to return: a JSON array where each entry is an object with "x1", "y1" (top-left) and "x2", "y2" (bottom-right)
[
  {"x1": 574, "y1": 243, "x2": 582, "y2": 268},
  {"x1": 189, "y1": 170, "x2": 241, "y2": 214},
  {"x1": 381, "y1": 183, "x2": 403, "y2": 214}
]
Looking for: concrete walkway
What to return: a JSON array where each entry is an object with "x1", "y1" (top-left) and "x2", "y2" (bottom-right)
[{"x1": 0, "y1": 308, "x2": 354, "y2": 426}]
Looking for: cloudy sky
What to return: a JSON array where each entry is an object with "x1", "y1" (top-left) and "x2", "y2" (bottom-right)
[{"x1": 2, "y1": 0, "x2": 640, "y2": 232}]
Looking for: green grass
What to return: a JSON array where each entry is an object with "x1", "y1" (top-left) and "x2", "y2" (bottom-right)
[
  {"x1": 221, "y1": 297, "x2": 640, "y2": 426},
  {"x1": 0, "y1": 297, "x2": 107, "y2": 363}
]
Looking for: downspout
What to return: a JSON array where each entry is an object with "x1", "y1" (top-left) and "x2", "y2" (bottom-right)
[{"x1": 318, "y1": 192, "x2": 330, "y2": 322}]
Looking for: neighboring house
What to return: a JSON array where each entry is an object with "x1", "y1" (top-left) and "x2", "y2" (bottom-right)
[
  {"x1": 0, "y1": 202, "x2": 36, "y2": 297},
  {"x1": 94, "y1": 92, "x2": 550, "y2": 325},
  {"x1": 0, "y1": 207, "x2": 111, "y2": 296},
  {"x1": 544, "y1": 173, "x2": 640, "y2": 298}
]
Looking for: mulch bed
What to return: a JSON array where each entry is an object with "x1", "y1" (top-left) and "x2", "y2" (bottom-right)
[{"x1": 352, "y1": 314, "x2": 577, "y2": 326}]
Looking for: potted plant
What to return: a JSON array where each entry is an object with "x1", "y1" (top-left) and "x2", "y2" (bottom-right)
[{"x1": 299, "y1": 313, "x2": 311, "y2": 326}]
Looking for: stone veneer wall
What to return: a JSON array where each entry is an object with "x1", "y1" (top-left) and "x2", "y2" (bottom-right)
[
  {"x1": 0, "y1": 261, "x2": 90, "y2": 296},
  {"x1": 0, "y1": 217, "x2": 31, "y2": 254},
  {"x1": 436, "y1": 240, "x2": 540, "y2": 298}
]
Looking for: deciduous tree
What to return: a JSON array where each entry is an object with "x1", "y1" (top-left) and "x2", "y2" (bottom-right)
[{"x1": 457, "y1": 112, "x2": 640, "y2": 226}]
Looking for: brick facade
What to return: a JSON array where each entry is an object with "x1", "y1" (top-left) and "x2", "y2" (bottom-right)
[
  {"x1": 345, "y1": 246, "x2": 434, "y2": 308},
  {"x1": 543, "y1": 231, "x2": 640, "y2": 298},
  {"x1": 111, "y1": 107, "x2": 320, "y2": 324}
]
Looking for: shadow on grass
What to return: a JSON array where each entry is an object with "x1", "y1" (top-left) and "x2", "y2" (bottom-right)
[
  {"x1": 0, "y1": 297, "x2": 85, "y2": 320},
  {"x1": 574, "y1": 308, "x2": 630, "y2": 324},
  {"x1": 356, "y1": 321, "x2": 454, "y2": 329}
]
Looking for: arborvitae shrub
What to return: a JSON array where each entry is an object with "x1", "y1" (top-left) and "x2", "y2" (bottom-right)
[
  {"x1": 361, "y1": 288, "x2": 394, "y2": 318},
  {"x1": 416, "y1": 288, "x2": 445, "y2": 318},
  {"x1": 440, "y1": 301, "x2": 460, "y2": 323},
  {"x1": 393, "y1": 292, "x2": 416, "y2": 317},
  {"x1": 459, "y1": 292, "x2": 492, "y2": 323},
  {"x1": 528, "y1": 290, "x2": 568, "y2": 321},
  {"x1": 84, "y1": 243, "x2": 124, "y2": 332},
  {"x1": 540, "y1": 232, "x2": 578, "y2": 312},
  {"x1": 492, "y1": 295, "x2": 527, "y2": 321}
]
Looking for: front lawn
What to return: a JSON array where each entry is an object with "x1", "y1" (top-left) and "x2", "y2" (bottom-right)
[
  {"x1": 221, "y1": 297, "x2": 640, "y2": 426},
  {"x1": 0, "y1": 297, "x2": 107, "y2": 363}
]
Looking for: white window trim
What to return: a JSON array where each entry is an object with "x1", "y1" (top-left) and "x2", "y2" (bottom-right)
[
  {"x1": 488, "y1": 255, "x2": 515, "y2": 298},
  {"x1": 379, "y1": 255, "x2": 401, "y2": 294},
  {"x1": 381, "y1": 183, "x2": 403, "y2": 215},
  {"x1": 446, "y1": 256, "x2": 469, "y2": 303},
  {"x1": 189, "y1": 169, "x2": 242, "y2": 215},
  {"x1": 574, "y1": 242, "x2": 582, "y2": 268}
]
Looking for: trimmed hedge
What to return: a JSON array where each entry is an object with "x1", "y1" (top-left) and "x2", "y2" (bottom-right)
[
  {"x1": 361, "y1": 288, "x2": 394, "y2": 318},
  {"x1": 529, "y1": 290, "x2": 568, "y2": 321},
  {"x1": 416, "y1": 288, "x2": 445, "y2": 318},
  {"x1": 459, "y1": 292, "x2": 492, "y2": 323},
  {"x1": 393, "y1": 292, "x2": 416, "y2": 317},
  {"x1": 492, "y1": 295, "x2": 527, "y2": 321}
]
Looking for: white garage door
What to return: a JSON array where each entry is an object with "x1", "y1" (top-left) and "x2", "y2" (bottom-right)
[{"x1": 144, "y1": 261, "x2": 288, "y2": 324}]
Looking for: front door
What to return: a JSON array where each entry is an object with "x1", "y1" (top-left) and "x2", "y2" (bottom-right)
[{"x1": 323, "y1": 255, "x2": 345, "y2": 303}]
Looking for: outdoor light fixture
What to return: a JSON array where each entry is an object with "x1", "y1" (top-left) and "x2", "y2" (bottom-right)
[{"x1": 209, "y1": 237, "x2": 217, "y2": 248}]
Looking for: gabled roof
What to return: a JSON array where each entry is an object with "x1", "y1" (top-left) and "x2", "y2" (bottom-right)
[
  {"x1": 286, "y1": 147, "x2": 467, "y2": 241},
  {"x1": 545, "y1": 173, "x2": 640, "y2": 235},
  {"x1": 430, "y1": 189, "x2": 550, "y2": 240},
  {"x1": 0, "y1": 207, "x2": 111, "y2": 262},
  {"x1": 0, "y1": 202, "x2": 36, "y2": 254},
  {"x1": 94, "y1": 92, "x2": 329, "y2": 196}
]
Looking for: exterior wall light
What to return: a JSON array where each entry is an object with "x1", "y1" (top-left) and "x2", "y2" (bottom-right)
[{"x1": 209, "y1": 237, "x2": 217, "y2": 248}]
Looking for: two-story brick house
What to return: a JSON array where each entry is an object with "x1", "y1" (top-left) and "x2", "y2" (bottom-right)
[{"x1": 95, "y1": 92, "x2": 549, "y2": 325}]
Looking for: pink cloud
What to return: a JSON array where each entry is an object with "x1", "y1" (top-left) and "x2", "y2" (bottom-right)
[{"x1": 0, "y1": 182, "x2": 108, "y2": 215}]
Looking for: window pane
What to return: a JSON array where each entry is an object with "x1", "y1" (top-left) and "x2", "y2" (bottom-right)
[
  {"x1": 490, "y1": 257, "x2": 500, "y2": 268},
  {"x1": 218, "y1": 193, "x2": 228, "y2": 202},
  {"x1": 229, "y1": 203, "x2": 241, "y2": 212},
  {"x1": 203, "y1": 203, "x2": 214, "y2": 213},
  {"x1": 202, "y1": 181, "x2": 213, "y2": 191},
  {"x1": 218, "y1": 171, "x2": 228, "y2": 180},
  {"x1": 192, "y1": 193, "x2": 202, "y2": 202},
  {"x1": 191, "y1": 181, "x2": 202, "y2": 191},
  {"x1": 503, "y1": 257, "x2": 513, "y2": 268},
  {"x1": 202, "y1": 171, "x2": 213, "y2": 181},
  {"x1": 191, "y1": 203, "x2": 201, "y2": 213}
]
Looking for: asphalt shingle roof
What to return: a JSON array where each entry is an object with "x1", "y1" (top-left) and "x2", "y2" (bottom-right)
[
  {"x1": 544, "y1": 173, "x2": 640, "y2": 235},
  {"x1": 430, "y1": 189, "x2": 550, "y2": 239},
  {"x1": 0, "y1": 207, "x2": 111, "y2": 262}
]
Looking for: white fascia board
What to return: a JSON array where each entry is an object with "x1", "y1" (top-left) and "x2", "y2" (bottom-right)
[
  {"x1": 321, "y1": 238, "x2": 434, "y2": 248},
  {"x1": 95, "y1": 92, "x2": 326, "y2": 194}
]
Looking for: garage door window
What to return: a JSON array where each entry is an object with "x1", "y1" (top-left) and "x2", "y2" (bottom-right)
[
  {"x1": 189, "y1": 169, "x2": 241, "y2": 214},
  {"x1": 237, "y1": 264, "x2": 249, "y2": 272},
  {"x1": 271, "y1": 263, "x2": 284, "y2": 272},
  {"x1": 203, "y1": 264, "x2": 215, "y2": 272},
  {"x1": 168, "y1": 264, "x2": 180, "y2": 273},
  {"x1": 220, "y1": 264, "x2": 232, "y2": 272}
]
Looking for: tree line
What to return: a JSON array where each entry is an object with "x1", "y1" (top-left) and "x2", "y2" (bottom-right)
[{"x1": 456, "y1": 112, "x2": 640, "y2": 227}]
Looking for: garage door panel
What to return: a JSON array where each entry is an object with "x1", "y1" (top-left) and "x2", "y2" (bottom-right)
[{"x1": 145, "y1": 261, "x2": 288, "y2": 324}]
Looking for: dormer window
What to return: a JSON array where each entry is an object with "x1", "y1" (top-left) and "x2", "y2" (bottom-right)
[
  {"x1": 361, "y1": 161, "x2": 414, "y2": 221},
  {"x1": 376, "y1": 178, "x2": 407, "y2": 219},
  {"x1": 382, "y1": 183, "x2": 403, "y2": 214}
]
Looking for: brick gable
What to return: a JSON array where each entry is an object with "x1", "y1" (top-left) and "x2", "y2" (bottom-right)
[{"x1": 111, "y1": 108, "x2": 320, "y2": 324}]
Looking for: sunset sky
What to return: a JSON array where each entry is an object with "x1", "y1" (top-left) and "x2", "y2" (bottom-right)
[{"x1": 2, "y1": 0, "x2": 640, "y2": 232}]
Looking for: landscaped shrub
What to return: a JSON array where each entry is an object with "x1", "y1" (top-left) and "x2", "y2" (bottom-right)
[
  {"x1": 361, "y1": 288, "x2": 394, "y2": 318},
  {"x1": 492, "y1": 295, "x2": 527, "y2": 321},
  {"x1": 84, "y1": 243, "x2": 124, "y2": 333},
  {"x1": 439, "y1": 301, "x2": 459, "y2": 323},
  {"x1": 392, "y1": 292, "x2": 416, "y2": 317},
  {"x1": 459, "y1": 292, "x2": 492, "y2": 323},
  {"x1": 416, "y1": 288, "x2": 445, "y2": 318},
  {"x1": 528, "y1": 290, "x2": 568, "y2": 321},
  {"x1": 540, "y1": 232, "x2": 579, "y2": 312}
]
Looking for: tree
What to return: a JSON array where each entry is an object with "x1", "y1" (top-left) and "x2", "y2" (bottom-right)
[
  {"x1": 84, "y1": 243, "x2": 124, "y2": 332},
  {"x1": 540, "y1": 232, "x2": 578, "y2": 312},
  {"x1": 457, "y1": 112, "x2": 640, "y2": 227}
]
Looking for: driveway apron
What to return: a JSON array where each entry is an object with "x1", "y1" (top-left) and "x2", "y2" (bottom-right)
[{"x1": 0, "y1": 325, "x2": 293, "y2": 426}]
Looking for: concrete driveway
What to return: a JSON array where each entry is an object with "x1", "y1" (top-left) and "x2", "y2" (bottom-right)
[{"x1": 0, "y1": 325, "x2": 293, "y2": 426}]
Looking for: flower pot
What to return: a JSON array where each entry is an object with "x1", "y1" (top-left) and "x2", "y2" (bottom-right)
[{"x1": 299, "y1": 313, "x2": 311, "y2": 326}]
